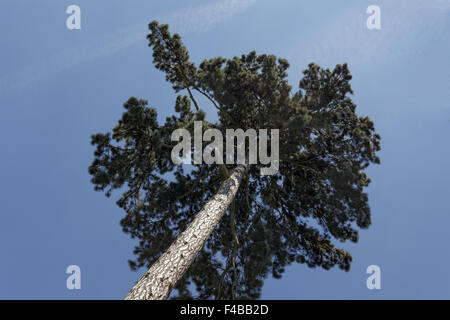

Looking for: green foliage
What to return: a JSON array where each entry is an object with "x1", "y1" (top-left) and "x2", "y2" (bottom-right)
[{"x1": 89, "y1": 21, "x2": 381, "y2": 299}]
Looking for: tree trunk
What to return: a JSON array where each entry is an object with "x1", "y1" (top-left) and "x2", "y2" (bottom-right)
[{"x1": 124, "y1": 164, "x2": 248, "y2": 300}]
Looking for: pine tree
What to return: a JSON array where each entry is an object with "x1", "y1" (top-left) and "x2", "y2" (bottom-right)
[{"x1": 89, "y1": 21, "x2": 381, "y2": 300}]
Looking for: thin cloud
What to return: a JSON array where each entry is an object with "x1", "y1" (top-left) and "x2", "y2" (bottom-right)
[
  {"x1": 298, "y1": 0, "x2": 450, "y2": 69},
  {"x1": 0, "y1": 0, "x2": 256, "y2": 94},
  {"x1": 164, "y1": 0, "x2": 256, "y2": 33}
]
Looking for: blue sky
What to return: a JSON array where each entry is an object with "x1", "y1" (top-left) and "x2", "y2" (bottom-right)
[{"x1": 0, "y1": 0, "x2": 449, "y2": 299}]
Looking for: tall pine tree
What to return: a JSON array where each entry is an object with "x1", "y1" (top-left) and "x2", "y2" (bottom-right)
[{"x1": 89, "y1": 21, "x2": 381, "y2": 300}]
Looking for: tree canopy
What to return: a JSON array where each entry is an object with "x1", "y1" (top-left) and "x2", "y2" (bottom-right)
[{"x1": 89, "y1": 21, "x2": 381, "y2": 299}]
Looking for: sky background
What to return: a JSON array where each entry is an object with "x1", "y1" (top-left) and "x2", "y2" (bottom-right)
[{"x1": 0, "y1": 0, "x2": 449, "y2": 299}]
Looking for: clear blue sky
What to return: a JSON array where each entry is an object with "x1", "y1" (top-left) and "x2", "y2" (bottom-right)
[{"x1": 1, "y1": 0, "x2": 449, "y2": 299}]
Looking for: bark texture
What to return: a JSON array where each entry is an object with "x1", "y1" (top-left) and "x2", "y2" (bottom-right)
[{"x1": 124, "y1": 164, "x2": 248, "y2": 300}]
